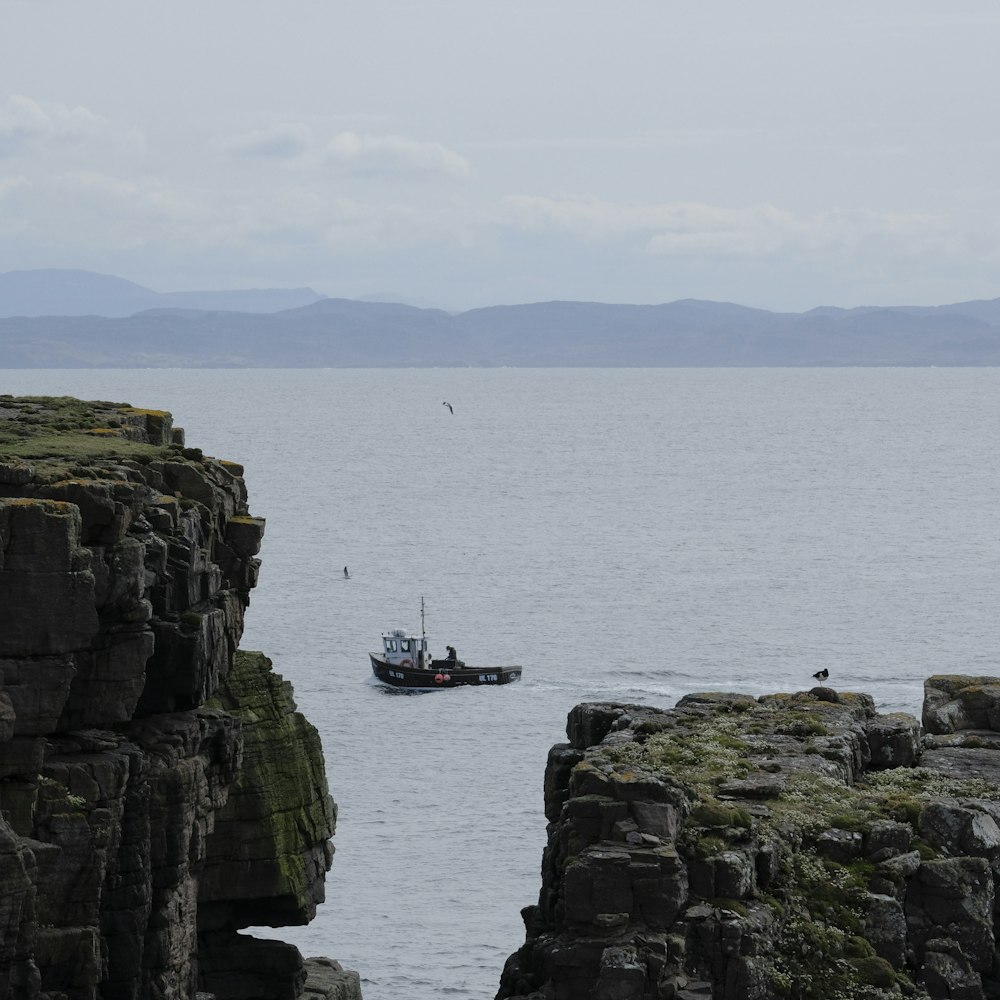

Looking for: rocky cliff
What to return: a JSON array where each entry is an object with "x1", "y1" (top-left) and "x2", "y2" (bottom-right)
[
  {"x1": 0, "y1": 395, "x2": 360, "y2": 1000},
  {"x1": 498, "y1": 680, "x2": 1000, "y2": 1000}
]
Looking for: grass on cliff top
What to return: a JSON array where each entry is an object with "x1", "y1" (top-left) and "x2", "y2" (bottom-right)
[
  {"x1": 0, "y1": 430, "x2": 168, "y2": 461},
  {"x1": 0, "y1": 394, "x2": 172, "y2": 466},
  {"x1": 601, "y1": 697, "x2": 1000, "y2": 837}
]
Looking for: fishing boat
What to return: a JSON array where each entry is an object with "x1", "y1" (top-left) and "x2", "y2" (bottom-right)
[{"x1": 369, "y1": 599, "x2": 522, "y2": 690}]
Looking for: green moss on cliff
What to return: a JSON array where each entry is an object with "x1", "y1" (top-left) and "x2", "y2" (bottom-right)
[
  {"x1": 0, "y1": 395, "x2": 174, "y2": 472},
  {"x1": 603, "y1": 715, "x2": 754, "y2": 793},
  {"x1": 202, "y1": 649, "x2": 333, "y2": 923},
  {"x1": 690, "y1": 803, "x2": 752, "y2": 829}
]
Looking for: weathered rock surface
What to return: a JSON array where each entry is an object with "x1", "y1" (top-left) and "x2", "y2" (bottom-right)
[
  {"x1": 0, "y1": 396, "x2": 361, "y2": 1000},
  {"x1": 498, "y1": 679, "x2": 1000, "y2": 1000}
]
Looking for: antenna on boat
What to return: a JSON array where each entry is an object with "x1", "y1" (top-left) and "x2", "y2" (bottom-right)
[{"x1": 420, "y1": 596, "x2": 426, "y2": 643}]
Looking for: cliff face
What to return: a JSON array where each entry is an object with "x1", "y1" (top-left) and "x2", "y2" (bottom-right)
[
  {"x1": 498, "y1": 681, "x2": 1000, "y2": 1000},
  {"x1": 0, "y1": 396, "x2": 359, "y2": 1000}
]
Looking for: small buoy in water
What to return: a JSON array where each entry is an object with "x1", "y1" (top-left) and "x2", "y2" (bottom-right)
[{"x1": 434, "y1": 673, "x2": 445, "y2": 683}]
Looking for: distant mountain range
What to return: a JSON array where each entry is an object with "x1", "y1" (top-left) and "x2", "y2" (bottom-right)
[
  {"x1": 0, "y1": 268, "x2": 324, "y2": 317},
  {"x1": 2, "y1": 268, "x2": 1000, "y2": 367}
]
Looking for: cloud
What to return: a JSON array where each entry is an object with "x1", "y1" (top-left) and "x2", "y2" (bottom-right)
[
  {"x1": 216, "y1": 123, "x2": 471, "y2": 180},
  {"x1": 502, "y1": 194, "x2": 949, "y2": 259},
  {"x1": 0, "y1": 102, "x2": 473, "y2": 258},
  {"x1": 218, "y1": 123, "x2": 313, "y2": 160},
  {"x1": 0, "y1": 95, "x2": 142, "y2": 158},
  {"x1": 0, "y1": 161, "x2": 475, "y2": 265},
  {"x1": 0, "y1": 175, "x2": 29, "y2": 199},
  {"x1": 324, "y1": 131, "x2": 470, "y2": 178}
]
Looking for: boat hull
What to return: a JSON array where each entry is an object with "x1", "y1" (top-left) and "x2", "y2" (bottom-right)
[{"x1": 370, "y1": 654, "x2": 522, "y2": 690}]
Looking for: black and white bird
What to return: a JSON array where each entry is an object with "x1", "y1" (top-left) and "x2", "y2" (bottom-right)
[
  {"x1": 443, "y1": 401, "x2": 454, "y2": 414},
  {"x1": 812, "y1": 668, "x2": 829, "y2": 681}
]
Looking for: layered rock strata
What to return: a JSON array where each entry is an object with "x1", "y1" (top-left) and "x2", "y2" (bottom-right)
[
  {"x1": 0, "y1": 396, "x2": 360, "y2": 1000},
  {"x1": 498, "y1": 679, "x2": 1000, "y2": 1000}
]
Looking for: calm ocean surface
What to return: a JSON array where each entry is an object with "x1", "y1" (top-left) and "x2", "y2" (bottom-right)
[{"x1": 4, "y1": 367, "x2": 1000, "y2": 1000}]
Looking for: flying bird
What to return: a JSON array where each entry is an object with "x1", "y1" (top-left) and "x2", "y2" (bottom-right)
[
  {"x1": 812, "y1": 668, "x2": 829, "y2": 681},
  {"x1": 443, "y1": 402, "x2": 454, "y2": 414}
]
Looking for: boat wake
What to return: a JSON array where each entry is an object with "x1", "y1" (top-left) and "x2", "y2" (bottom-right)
[
  {"x1": 366, "y1": 676, "x2": 434, "y2": 696},
  {"x1": 525, "y1": 674, "x2": 681, "y2": 705}
]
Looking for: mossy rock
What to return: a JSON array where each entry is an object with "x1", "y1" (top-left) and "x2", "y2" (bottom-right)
[
  {"x1": 712, "y1": 897, "x2": 749, "y2": 918},
  {"x1": 829, "y1": 814, "x2": 870, "y2": 834},
  {"x1": 777, "y1": 715, "x2": 831, "y2": 738},
  {"x1": 844, "y1": 935, "x2": 876, "y2": 959},
  {"x1": 851, "y1": 956, "x2": 896, "y2": 988},
  {"x1": 634, "y1": 719, "x2": 673, "y2": 736},
  {"x1": 694, "y1": 835, "x2": 728, "y2": 859},
  {"x1": 690, "y1": 803, "x2": 752, "y2": 830}
]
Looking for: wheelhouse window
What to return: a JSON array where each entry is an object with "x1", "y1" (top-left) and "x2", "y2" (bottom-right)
[
  {"x1": 400, "y1": 639, "x2": 412, "y2": 652},
  {"x1": 384, "y1": 639, "x2": 397, "y2": 652}
]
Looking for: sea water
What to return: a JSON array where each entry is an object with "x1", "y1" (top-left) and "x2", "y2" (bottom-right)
[{"x1": 4, "y1": 367, "x2": 1000, "y2": 1000}]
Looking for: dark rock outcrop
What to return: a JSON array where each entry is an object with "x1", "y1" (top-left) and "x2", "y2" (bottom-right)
[
  {"x1": 0, "y1": 396, "x2": 360, "y2": 1000},
  {"x1": 498, "y1": 680, "x2": 1000, "y2": 1000}
]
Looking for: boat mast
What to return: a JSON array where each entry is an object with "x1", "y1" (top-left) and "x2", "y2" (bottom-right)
[{"x1": 420, "y1": 596, "x2": 426, "y2": 644}]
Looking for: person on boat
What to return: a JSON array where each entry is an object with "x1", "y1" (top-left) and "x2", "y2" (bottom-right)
[{"x1": 444, "y1": 645, "x2": 465, "y2": 668}]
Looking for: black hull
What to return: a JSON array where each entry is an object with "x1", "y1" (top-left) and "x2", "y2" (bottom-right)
[{"x1": 370, "y1": 654, "x2": 522, "y2": 690}]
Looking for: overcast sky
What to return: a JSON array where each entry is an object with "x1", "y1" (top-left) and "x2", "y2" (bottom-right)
[{"x1": 1, "y1": 2, "x2": 998, "y2": 311}]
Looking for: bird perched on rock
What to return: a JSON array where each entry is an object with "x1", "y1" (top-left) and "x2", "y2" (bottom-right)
[
  {"x1": 812, "y1": 668, "x2": 829, "y2": 681},
  {"x1": 443, "y1": 401, "x2": 454, "y2": 414}
]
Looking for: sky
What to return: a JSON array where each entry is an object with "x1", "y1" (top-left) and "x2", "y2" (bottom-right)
[{"x1": 1, "y1": 1, "x2": 999, "y2": 312}]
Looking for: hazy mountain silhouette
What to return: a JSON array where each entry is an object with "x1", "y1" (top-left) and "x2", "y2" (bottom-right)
[
  {"x1": 0, "y1": 269, "x2": 324, "y2": 318},
  {"x1": 1, "y1": 270, "x2": 999, "y2": 366}
]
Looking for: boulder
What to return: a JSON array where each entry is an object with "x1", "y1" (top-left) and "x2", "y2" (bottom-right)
[
  {"x1": 302, "y1": 957, "x2": 363, "y2": 1000},
  {"x1": 922, "y1": 937, "x2": 985, "y2": 1000},
  {"x1": 923, "y1": 676, "x2": 1000, "y2": 735},
  {"x1": 865, "y1": 711, "x2": 921, "y2": 769}
]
